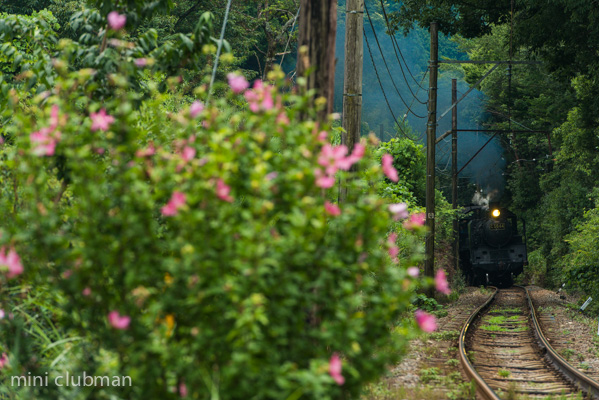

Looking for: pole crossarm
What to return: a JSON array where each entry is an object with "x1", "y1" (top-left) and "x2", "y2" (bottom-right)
[
  {"x1": 456, "y1": 132, "x2": 499, "y2": 175},
  {"x1": 437, "y1": 63, "x2": 500, "y2": 123},
  {"x1": 436, "y1": 60, "x2": 542, "y2": 124},
  {"x1": 436, "y1": 129, "x2": 453, "y2": 144},
  {"x1": 438, "y1": 60, "x2": 542, "y2": 64},
  {"x1": 436, "y1": 129, "x2": 549, "y2": 144}
]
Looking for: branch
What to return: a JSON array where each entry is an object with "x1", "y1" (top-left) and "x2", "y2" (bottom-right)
[
  {"x1": 254, "y1": 51, "x2": 263, "y2": 77},
  {"x1": 275, "y1": 13, "x2": 298, "y2": 43},
  {"x1": 174, "y1": 0, "x2": 202, "y2": 31},
  {"x1": 253, "y1": 43, "x2": 267, "y2": 56}
]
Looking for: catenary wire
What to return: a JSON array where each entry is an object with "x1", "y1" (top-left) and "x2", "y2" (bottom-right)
[
  {"x1": 364, "y1": 2, "x2": 427, "y2": 119},
  {"x1": 377, "y1": 0, "x2": 428, "y2": 97},
  {"x1": 363, "y1": 26, "x2": 413, "y2": 141}
]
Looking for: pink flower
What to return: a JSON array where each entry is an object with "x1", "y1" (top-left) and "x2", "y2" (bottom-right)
[
  {"x1": 244, "y1": 80, "x2": 274, "y2": 112},
  {"x1": 346, "y1": 143, "x2": 365, "y2": 165},
  {"x1": 317, "y1": 131, "x2": 328, "y2": 142},
  {"x1": 324, "y1": 201, "x2": 341, "y2": 216},
  {"x1": 30, "y1": 105, "x2": 62, "y2": 156},
  {"x1": 387, "y1": 233, "x2": 399, "y2": 261},
  {"x1": 0, "y1": 247, "x2": 24, "y2": 279},
  {"x1": 329, "y1": 353, "x2": 345, "y2": 385},
  {"x1": 0, "y1": 309, "x2": 4, "y2": 319},
  {"x1": 90, "y1": 109, "x2": 115, "y2": 132},
  {"x1": 107, "y1": 11, "x2": 127, "y2": 30},
  {"x1": 181, "y1": 146, "x2": 196, "y2": 162},
  {"x1": 316, "y1": 143, "x2": 363, "y2": 175},
  {"x1": 276, "y1": 112, "x2": 289, "y2": 125},
  {"x1": 382, "y1": 154, "x2": 398, "y2": 182},
  {"x1": 227, "y1": 73, "x2": 249, "y2": 94},
  {"x1": 403, "y1": 213, "x2": 426, "y2": 230},
  {"x1": 189, "y1": 101, "x2": 204, "y2": 118},
  {"x1": 0, "y1": 353, "x2": 8, "y2": 369},
  {"x1": 30, "y1": 128, "x2": 58, "y2": 156},
  {"x1": 82, "y1": 287, "x2": 92, "y2": 296},
  {"x1": 435, "y1": 269, "x2": 451, "y2": 295},
  {"x1": 415, "y1": 310, "x2": 437, "y2": 332},
  {"x1": 407, "y1": 266, "x2": 419, "y2": 277},
  {"x1": 161, "y1": 191, "x2": 187, "y2": 216},
  {"x1": 389, "y1": 203, "x2": 409, "y2": 220},
  {"x1": 107, "y1": 311, "x2": 131, "y2": 330},
  {"x1": 265, "y1": 172, "x2": 278, "y2": 181},
  {"x1": 136, "y1": 144, "x2": 156, "y2": 157},
  {"x1": 134, "y1": 58, "x2": 147, "y2": 67},
  {"x1": 49, "y1": 104, "x2": 60, "y2": 129},
  {"x1": 216, "y1": 179, "x2": 233, "y2": 203},
  {"x1": 179, "y1": 382, "x2": 188, "y2": 397},
  {"x1": 318, "y1": 144, "x2": 349, "y2": 175},
  {"x1": 314, "y1": 169, "x2": 335, "y2": 189}
]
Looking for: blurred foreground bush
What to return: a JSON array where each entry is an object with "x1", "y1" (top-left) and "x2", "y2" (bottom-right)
[{"x1": 0, "y1": 6, "x2": 425, "y2": 399}]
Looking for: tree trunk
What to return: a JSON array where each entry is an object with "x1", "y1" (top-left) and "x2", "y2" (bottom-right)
[{"x1": 296, "y1": 0, "x2": 338, "y2": 121}]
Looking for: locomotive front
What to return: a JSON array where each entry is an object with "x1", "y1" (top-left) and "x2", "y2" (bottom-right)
[{"x1": 459, "y1": 205, "x2": 527, "y2": 286}]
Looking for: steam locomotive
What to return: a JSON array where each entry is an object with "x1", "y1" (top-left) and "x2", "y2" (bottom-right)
[{"x1": 458, "y1": 204, "x2": 527, "y2": 287}]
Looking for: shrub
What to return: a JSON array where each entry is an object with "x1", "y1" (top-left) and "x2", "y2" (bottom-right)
[
  {"x1": 0, "y1": 8, "x2": 425, "y2": 399},
  {"x1": 561, "y1": 203, "x2": 599, "y2": 314}
]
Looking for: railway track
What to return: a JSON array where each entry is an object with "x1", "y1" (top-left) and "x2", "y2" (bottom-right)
[{"x1": 458, "y1": 286, "x2": 599, "y2": 399}]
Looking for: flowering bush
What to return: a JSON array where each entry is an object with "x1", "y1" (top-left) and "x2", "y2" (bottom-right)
[
  {"x1": 0, "y1": 9, "x2": 436, "y2": 399},
  {"x1": 0, "y1": 3, "x2": 462, "y2": 398}
]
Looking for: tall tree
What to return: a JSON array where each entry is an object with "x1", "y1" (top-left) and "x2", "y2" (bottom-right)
[{"x1": 297, "y1": 0, "x2": 338, "y2": 121}]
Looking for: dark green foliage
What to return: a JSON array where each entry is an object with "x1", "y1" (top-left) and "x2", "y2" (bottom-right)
[
  {"x1": 376, "y1": 136, "x2": 426, "y2": 205},
  {"x1": 375, "y1": 136, "x2": 455, "y2": 247},
  {"x1": 0, "y1": 0, "x2": 53, "y2": 15},
  {"x1": 85, "y1": 0, "x2": 173, "y2": 28},
  {"x1": 413, "y1": 294, "x2": 442, "y2": 313},
  {"x1": 562, "y1": 203, "x2": 599, "y2": 313},
  {"x1": 436, "y1": 11, "x2": 599, "y2": 291},
  {"x1": 389, "y1": 0, "x2": 511, "y2": 38}
]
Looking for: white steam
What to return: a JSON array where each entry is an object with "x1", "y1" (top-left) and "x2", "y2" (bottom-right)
[{"x1": 472, "y1": 189, "x2": 491, "y2": 209}]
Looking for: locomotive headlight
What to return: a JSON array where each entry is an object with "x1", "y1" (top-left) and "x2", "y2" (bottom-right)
[{"x1": 491, "y1": 209, "x2": 501, "y2": 218}]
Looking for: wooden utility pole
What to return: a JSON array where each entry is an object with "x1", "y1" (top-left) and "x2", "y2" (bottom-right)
[
  {"x1": 425, "y1": 22, "x2": 439, "y2": 289},
  {"x1": 342, "y1": 0, "x2": 364, "y2": 152},
  {"x1": 451, "y1": 79, "x2": 459, "y2": 273},
  {"x1": 339, "y1": 0, "x2": 364, "y2": 202},
  {"x1": 297, "y1": 0, "x2": 338, "y2": 121}
]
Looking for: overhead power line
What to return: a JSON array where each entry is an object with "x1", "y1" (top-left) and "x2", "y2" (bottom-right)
[
  {"x1": 363, "y1": 2, "x2": 426, "y2": 119},
  {"x1": 363, "y1": 26, "x2": 412, "y2": 141},
  {"x1": 377, "y1": 0, "x2": 428, "y2": 98},
  {"x1": 404, "y1": 67, "x2": 429, "y2": 142}
]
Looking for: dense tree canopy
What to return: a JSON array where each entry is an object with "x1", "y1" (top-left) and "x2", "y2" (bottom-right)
[{"x1": 407, "y1": 0, "x2": 599, "y2": 302}]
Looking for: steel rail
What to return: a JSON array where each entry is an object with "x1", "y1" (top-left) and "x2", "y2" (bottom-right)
[
  {"x1": 458, "y1": 287, "x2": 501, "y2": 400},
  {"x1": 523, "y1": 286, "x2": 599, "y2": 399},
  {"x1": 459, "y1": 286, "x2": 599, "y2": 399}
]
